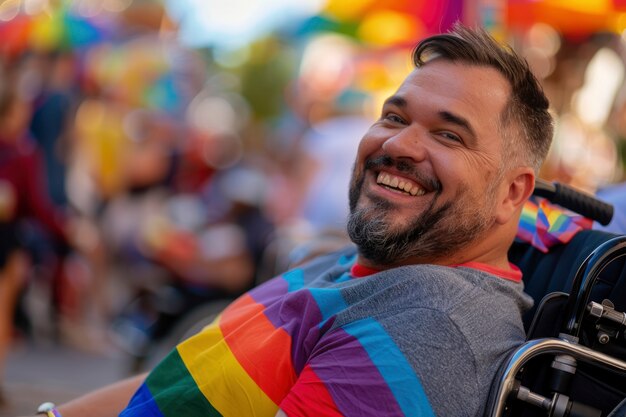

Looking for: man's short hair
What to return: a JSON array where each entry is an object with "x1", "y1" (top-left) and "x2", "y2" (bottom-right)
[{"x1": 412, "y1": 23, "x2": 553, "y2": 173}]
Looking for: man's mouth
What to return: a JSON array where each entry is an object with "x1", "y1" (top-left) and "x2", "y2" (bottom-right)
[{"x1": 376, "y1": 171, "x2": 426, "y2": 196}]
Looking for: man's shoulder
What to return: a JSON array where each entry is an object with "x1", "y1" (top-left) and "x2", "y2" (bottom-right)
[
  {"x1": 336, "y1": 264, "x2": 531, "y2": 337},
  {"x1": 405, "y1": 264, "x2": 529, "y2": 300}
]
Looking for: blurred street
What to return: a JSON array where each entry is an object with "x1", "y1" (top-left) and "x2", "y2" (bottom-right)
[
  {"x1": 2, "y1": 1, "x2": 626, "y2": 416},
  {"x1": 2, "y1": 342, "x2": 129, "y2": 417}
]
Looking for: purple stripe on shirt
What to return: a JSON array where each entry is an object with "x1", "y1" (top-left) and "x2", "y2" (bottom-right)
[
  {"x1": 261, "y1": 288, "x2": 326, "y2": 374},
  {"x1": 248, "y1": 275, "x2": 290, "y2": 306},
  {"x1": 309, "y1": 327, "x2": 404, "y2": 416}
]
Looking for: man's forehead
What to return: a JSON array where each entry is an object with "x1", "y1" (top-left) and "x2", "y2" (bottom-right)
[
  {"x1": 393, "y1": 61, "x2": 511, "y2": 120},
  {"x1": 406, "y1": 61, "x2": 510, "y2": 92}
]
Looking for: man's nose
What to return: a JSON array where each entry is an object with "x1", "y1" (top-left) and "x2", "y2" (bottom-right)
[{"x1": 381, "y1": 126, "x2": 428, "y2": 162}]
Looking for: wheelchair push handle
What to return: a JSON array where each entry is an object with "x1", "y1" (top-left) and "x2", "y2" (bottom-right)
[{"x1": 533, "y1": 179, "x2": 614, "y2": 226}]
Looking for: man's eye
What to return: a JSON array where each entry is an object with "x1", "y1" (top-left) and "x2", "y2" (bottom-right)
[
  {"x1": 439, "y1": 131, "x2": 462, "y2": 142},
  {"x1": 383, "y1": 113, "x2": 406, "y2": 124}
]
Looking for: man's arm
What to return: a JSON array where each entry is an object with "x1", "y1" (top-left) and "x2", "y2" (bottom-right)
[{"x1": 22, "y1": 373, "x2": 146, "y2": 417}]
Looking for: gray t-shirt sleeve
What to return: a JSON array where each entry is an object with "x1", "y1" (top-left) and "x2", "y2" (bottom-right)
[{"x1": 381, "y1": 307, "x2": 481, "y2": 417}]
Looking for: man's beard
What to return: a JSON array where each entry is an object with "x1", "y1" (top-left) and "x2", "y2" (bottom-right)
[{"x1": 347, "y1": 155, "x2": 497, "y2": 267}]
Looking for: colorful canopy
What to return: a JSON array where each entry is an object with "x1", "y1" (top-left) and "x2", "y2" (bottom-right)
[{"x1": 507, "y1": 0, "x2": 626, "y2": 36}]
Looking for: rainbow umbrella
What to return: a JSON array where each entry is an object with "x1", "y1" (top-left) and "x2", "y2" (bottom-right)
[
  {"x1": 299, "y1": 0, "x2": 464, "y2": 47},
  {"x1": 12, "y1": 7, "x2": 110, "y2": 53},
  {"x1": 63, "y1": 11, "x2": 109, "y2": 48},
  {"x1": 83, "y1": 36, "x2": 186, "y2": 114},
  {"x1": 0, "y1": 14, "x2": 33, "y2": 59},
  {"x1": 507, "y1": 0, "x2": 626, "y2": 36}
]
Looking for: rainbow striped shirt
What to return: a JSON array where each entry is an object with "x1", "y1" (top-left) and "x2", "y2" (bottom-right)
[{"x1": 120, "y1": 248, "x2": 530, "y2": 417}]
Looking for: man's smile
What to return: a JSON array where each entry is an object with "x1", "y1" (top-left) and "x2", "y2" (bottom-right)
[{"x1": 376, "y1": 171, "x2": 426, "y2": 196}]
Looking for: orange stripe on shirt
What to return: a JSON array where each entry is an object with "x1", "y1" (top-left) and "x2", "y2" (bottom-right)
[{"x1": 219, "y1": 293, "x2": 297, "y2": 405}]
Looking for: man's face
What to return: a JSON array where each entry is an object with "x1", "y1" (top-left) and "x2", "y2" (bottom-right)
[{"x1": 348, "y1": 60, "x2": 512, "y2": 267}]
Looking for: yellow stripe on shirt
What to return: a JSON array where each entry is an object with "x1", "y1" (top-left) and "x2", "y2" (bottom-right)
[{"x1": 177, "y1": 321, "x2": 279, "y2": 417}]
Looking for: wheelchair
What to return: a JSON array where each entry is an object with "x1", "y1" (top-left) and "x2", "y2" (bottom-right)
[{"x1": 486, "y1": 179, "x2": 626, "y2": 417}]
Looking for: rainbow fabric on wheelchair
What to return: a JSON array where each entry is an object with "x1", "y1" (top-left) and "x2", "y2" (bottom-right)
[{"x1": 516, "y1": 197, "x2": 593, "y2": 253}]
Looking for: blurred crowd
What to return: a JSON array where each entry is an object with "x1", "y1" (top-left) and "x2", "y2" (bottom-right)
[
  {"x1": 2, "y1": 0, "x2": 626, "y2": 405},
  {"x1": 0, "y1": 2, "x2": 376, "y2": 394}
]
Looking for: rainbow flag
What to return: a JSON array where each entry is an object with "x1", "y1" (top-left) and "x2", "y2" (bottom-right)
[
  {"x1": 516, "y1": 197, "x2": 593, "y2": 253},
  {"x1": 119, "y1": 254, "x2": 434, "y2": 417}
]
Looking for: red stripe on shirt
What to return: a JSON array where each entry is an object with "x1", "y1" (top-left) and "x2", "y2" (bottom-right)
[
  {"x1": 350, "y1": 261, "x2": 522, "y2": 282},
  {"x1": 280, "y1": 364, "x2": 343, "y2": 417},
  {"x1": 455, "y1": 262, "x2": 523, "y2": 282},
  {"x1": 350, "y1": 263, "x2": 379, "y2": 278}
]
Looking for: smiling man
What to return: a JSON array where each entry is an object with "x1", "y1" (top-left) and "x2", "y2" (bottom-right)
[
  {"x1": 29, "y1": 24, "x2": 553, "y2": 417},
  {"x1": 348, "y1": 58, "x2": 533, "y2": 271}
]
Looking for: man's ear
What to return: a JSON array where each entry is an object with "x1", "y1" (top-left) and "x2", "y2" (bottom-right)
[{"x1": 495, "y1": 168, "x2": 535, "y2": 225}]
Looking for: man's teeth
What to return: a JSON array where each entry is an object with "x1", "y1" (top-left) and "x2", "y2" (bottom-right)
[{"x1": 376, "y1": 172, "x2": 425, "y2": 196}]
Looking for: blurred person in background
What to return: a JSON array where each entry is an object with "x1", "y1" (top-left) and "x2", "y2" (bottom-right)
[
  {"x1": 0, "y1": 61, "x2": 71, "y2": 405},
  {"x1": 264, "y1": 35, "x2": 373, "y2": 268},
  {"x1": 23, "y1": 50, "x2": 86, "y2": 345},
  {"x1": 267, "y1": 113, "x2": 371, "y2": 270},
  {"x1": 594, "y1": 182, "x2": 626, "y2": 234},
  {"x1": 590, "y1": 47, "x2": 626, "y2": 236},
  {"x1": 28, "y1": 50, "x2": 78, "y2": 209},
  {"x1": 99, "y1": 110, "x2": 275, "y2": 370}
]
